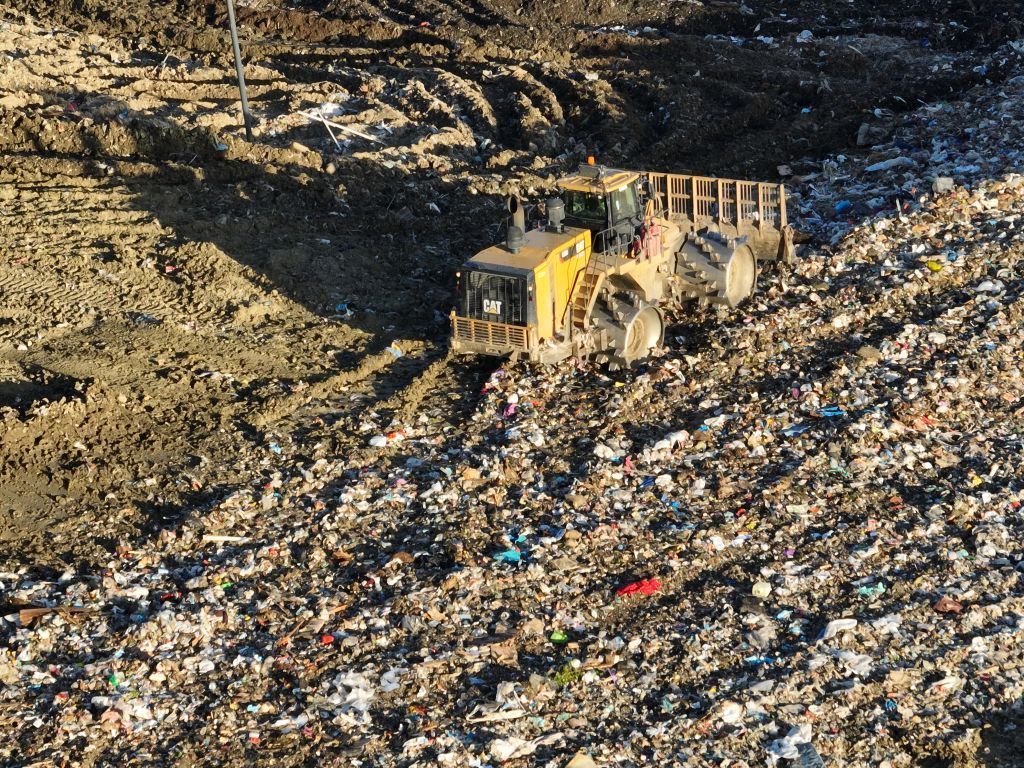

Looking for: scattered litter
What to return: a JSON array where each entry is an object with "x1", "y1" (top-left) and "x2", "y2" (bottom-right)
[{"x1": 2, "y1": 10, "x2": 1024, "y2": 768}]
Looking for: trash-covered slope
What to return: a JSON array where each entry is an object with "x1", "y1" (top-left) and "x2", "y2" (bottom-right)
[
  {"x1": 3, "y1": 28, "x2": 1024, "y2": 768},
  {"x1": 1, "y1": 3, "x2": 1024, "y2": 767}
]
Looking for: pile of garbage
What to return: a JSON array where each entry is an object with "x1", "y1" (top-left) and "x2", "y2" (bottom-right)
[
  {"x1": 3, "y1": 40, "x2": 1024, "y2": 768},
  {"x1": 790, "y1": 40, "x2": 1024, "y2": 245}
]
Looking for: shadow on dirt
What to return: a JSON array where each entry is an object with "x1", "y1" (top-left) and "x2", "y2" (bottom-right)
[
  {"x1": 0, "y1": 365, "x2": 84, "y2": 415},
  {"x1": 978, "y1": 709, "x2": 1024, "y2": 768}
]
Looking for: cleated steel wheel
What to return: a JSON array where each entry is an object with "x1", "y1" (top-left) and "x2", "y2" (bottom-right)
[
  {"x1": 591, "y1": 293, "x2": 665, "y2": 368},
  {"x1": 674, "y1": 233, "x2": 758, "y2": 309},
  {"x1": 622, "y1": 305, "x2": 663, "y2": 361}
]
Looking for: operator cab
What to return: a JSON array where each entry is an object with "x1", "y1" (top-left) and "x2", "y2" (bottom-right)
[{"x1": 558, "y1": 162, "x2": 644, "y2": 253}]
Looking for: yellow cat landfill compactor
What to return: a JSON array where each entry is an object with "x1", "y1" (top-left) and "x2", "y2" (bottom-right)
[{"x1": 450, "y1": 162, "x2": 795, "y2": 369}]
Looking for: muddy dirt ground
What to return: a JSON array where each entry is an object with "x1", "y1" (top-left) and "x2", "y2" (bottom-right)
[{"x1": 1, "y1": 0, "x2": 1023, "y2": 765}]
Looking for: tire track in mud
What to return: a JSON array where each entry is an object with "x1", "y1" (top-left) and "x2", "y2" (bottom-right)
[
  {"x1": 432, "y1": 69, "x2": 499, "y2": 135},
  {"x1": 261, "y1": 338, "x2": 500, "y2": 478},
  {"x1": 249, "y1": 339, "x2": 429, "y2": 428},
  {"x1": 0, "y1": 256, "x2": 194, "y2": 335},
  {"x1": 0, "y1": 177, "x2": 224, "y2": 348}
]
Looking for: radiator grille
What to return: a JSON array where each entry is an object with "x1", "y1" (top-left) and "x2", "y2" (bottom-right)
[{"x1": 462, "y1": 270, "x2": 527, "y2": 326}]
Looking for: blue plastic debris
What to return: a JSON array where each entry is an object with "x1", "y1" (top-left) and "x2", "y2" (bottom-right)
[
  {"x1": 817, "y1": 405, "x2": 846, "y2": 418},
  {"x1": 857, "y1": 582, "x2": 886, "y2": 598}
]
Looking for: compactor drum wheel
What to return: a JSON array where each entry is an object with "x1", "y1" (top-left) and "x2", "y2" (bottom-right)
[
  {"x1": 592, "y1": 295, "x2": 665, "y2": 370},
  {"x1": 622, "y1": 305, "x2": 664, "y2": 361},
  {"x1": 674, "y1": 233, "x2": 758, "y2": 309},
  {"x1": 723, "y1": 244, "x2": 756, "y2": 307}
]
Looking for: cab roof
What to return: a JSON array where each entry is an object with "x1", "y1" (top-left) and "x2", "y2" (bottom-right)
[{"x1": 557, "y1": 165, "x2": 639, "y2": 195}]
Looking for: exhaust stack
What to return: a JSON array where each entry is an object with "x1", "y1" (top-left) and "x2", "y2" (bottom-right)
[{"x1": 506, "y1": 195, "x2": 525, "y2": 253}]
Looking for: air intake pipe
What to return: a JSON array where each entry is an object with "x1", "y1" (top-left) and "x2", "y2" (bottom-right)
[{"x1": 546, "y1": 197, "x2": 565, "y2": 233}]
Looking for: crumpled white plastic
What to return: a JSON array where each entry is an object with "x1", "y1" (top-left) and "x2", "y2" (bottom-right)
[
  {"x1": 818, "y1": 617, "x2": 857, "y2": 641},
  {"x1": 767, "y1": 723, "x2": 813, "y2": 763},
  {"x1": 490, "y1": 732, "x2": 563, "y2": 762}
]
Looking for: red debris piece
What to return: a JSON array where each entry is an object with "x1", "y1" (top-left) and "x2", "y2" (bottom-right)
[{"x1": 616, "y1": 578, "x2": 662, "y2": 597}]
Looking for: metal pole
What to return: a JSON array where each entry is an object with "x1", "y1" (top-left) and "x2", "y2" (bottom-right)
[{"x1": 225, "y1": 0, "x2": 253, "y2": 140}]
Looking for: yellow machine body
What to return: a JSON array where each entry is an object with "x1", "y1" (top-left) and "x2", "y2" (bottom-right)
[
  {"x1": 451, "y1": 227, "x2": 591, "y2": 359},
  {"x1": 451, "y1": 165, "x2": 794, "y2": 367}
]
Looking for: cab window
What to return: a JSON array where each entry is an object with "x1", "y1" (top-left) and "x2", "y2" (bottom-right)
[
  {"x1": 609, "y1": 185, "x2": 640, "y2": 223},
  {"x1": 564, "y1": 190, "x2": 607, "y2": 222}
]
